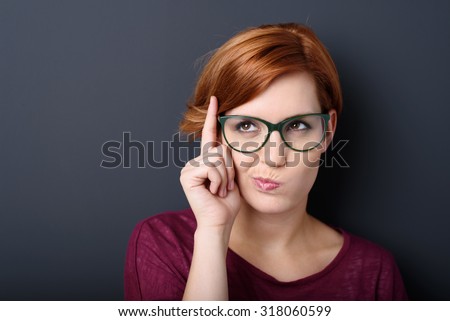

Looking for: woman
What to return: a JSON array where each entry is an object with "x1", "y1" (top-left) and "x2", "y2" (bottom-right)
[{"x1": 124, "y1": 23, "x2": 407, "y2": 300}]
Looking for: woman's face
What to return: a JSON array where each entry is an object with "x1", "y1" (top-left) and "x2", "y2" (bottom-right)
[{"x1": 222, "y1": 72, "x2": 336, "y2": 215}]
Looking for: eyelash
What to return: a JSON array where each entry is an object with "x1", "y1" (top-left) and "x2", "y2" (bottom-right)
[
  {"x1": 236, "y1": 121, "x2": 258, "y2": 132},
  {"x1": 287, "y1": 121, "x2": 310, "y2": 131}
]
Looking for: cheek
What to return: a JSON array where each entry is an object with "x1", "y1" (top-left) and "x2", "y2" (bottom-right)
[
  {"x1": 288, "y1": 152, "x2": 321, "y2": 195},
  {"x1": 232, "y1": 152, "x2": 258, "y2": 170},
  {"x1": 285, "y1": 150, "x2": 322, "y2": 168},
  {"x1": 231, "y1": 150, "x2": 320, "y2": 190},
  {"x1": 230, "y1": 150, "x2": 322, "y2": 175},
  {"x1": 288, "y1": 159, "x2": 320, "y2": 193}
]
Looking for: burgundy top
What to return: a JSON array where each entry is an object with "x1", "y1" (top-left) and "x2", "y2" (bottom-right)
[{"x1": 124, "y1": 208, "x2": 408, "y2": 300}]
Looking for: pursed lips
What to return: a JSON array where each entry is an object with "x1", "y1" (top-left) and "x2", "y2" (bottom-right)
[{"x1": 252, "y1": 177, "x2": 281, "y2": 191}]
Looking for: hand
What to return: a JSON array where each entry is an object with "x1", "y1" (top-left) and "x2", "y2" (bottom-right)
[{"x1": 180, "y1": 96, "x2": 241, "y2": 230}]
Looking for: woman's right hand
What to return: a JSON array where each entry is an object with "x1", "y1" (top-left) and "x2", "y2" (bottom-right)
[{"x1": 180, "y1": 96, "x2": 241, "y2": 231}]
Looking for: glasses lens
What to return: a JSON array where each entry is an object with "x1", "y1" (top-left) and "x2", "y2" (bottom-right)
[
  {"x1": 282, "y1": 115, "x2": 326, "y2": 151},
  {"x1": 222, "y1": 116, "x2": 268, "y2": 152}
]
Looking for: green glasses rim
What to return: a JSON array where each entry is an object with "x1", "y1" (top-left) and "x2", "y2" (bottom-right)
[{"x1": 217, "y1": 113, "x2": 330, "y2": 153}]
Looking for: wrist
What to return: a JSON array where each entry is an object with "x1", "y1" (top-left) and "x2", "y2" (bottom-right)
[{"x1": 194, "y1": 225, "x2": 232, "y2": 253}]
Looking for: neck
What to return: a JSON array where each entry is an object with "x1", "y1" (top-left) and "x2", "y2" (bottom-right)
[{"x1": 230, "y1": 197, "x2": 313, "y2": 252}]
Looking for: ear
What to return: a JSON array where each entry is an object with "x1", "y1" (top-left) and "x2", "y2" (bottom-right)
[{"x1": 319, "y1": 109, "x2": 337, "y2": 154}]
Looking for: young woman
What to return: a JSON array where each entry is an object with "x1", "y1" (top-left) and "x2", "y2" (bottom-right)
[{"x1": 124, "y1": 23, "x2": 407, "y2": 300}]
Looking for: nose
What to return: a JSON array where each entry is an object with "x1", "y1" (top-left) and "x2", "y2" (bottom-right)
[{"x1": 259, "y1": 130, "x2": 287, "y2": 167}]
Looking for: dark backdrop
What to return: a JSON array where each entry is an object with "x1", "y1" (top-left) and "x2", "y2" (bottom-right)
[{"x1": 1, "y1": 0, "x2": 449, "y2": 300}]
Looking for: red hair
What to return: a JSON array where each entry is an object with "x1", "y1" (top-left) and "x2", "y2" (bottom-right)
[{"x1": 179, "y1": 23, "x2": 342, "y2": 140}]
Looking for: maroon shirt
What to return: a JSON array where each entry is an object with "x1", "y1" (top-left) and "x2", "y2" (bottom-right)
[{"x1": 124, "y1": 208, "x2": 407, "y2": 300}]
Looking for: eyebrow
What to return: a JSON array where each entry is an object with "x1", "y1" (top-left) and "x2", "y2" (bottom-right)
[{"x1": 225, "y1": 113, "x2": 319, "y2": 121}]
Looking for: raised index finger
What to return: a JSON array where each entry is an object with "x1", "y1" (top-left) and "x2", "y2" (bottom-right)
[{"x1": 200, "y1": 96, "x2": 219, "y2": 151}]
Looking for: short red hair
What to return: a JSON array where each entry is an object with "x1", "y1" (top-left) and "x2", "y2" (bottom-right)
[{"x1": 179, "y1": 23, "x2": 342, "y2": 140}]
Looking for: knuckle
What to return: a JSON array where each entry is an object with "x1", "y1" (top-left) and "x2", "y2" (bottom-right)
[
  {"x1": 179, "y1": 173, "x2": 186, "y2": 185},
  {"x1": 180, "y1": 166, "x2": 188, "y2": 176}
]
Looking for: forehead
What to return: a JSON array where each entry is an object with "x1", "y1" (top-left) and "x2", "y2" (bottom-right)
[{"x1": 225, "y1": 72, "x2": 321, "y2": 122}]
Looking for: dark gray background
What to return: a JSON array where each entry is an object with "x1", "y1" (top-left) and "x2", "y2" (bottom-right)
[{"x1": 1, "y1": 0, "x2": 449, "y2": 300}]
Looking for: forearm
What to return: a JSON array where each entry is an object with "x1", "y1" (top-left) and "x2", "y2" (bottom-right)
[{"x1": 182, "y1": 227, "x2": 231, "y2": 300}]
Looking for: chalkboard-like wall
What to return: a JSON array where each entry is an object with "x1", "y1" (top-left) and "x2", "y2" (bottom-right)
[{"x1": 1, "y1": 0, "x2": 449, "y2": 300}]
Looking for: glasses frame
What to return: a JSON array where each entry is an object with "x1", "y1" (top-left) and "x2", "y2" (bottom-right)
[{"x1": 217, "y1": 113, "x2": 330, "y2": 153}]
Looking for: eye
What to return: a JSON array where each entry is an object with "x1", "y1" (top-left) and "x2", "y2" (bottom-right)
[
  {"x1": 235, "y1": 120, "x2": 259, "y2": 132},
  {"x1": 287, "y1": 120, "x2": 310, "y2": 131}
]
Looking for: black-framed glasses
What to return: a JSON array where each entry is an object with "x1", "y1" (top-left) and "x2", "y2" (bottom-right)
[{"x1": 218, "y1": 113, "x2": 330, "y2": 153}]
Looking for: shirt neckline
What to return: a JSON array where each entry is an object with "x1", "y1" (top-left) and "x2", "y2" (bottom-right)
[{"x1": 226, "y1": 227, "x2": 351, "y2": 286}]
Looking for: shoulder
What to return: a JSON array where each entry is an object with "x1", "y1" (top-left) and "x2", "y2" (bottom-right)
[
  {"x1": 128, "y1": 208, "x2": 196, "y2": 250},
  {"x1": 136, "y1": 207, "x2": 196, "y2": 227},
  {"x1": 128, "y1": 209, "x2": 197, "y2": 251},
  {"x1": 132, "y1": 208, "x2": 196, "y2": 238},
  {"x1": 124, "y1": 208, "x2": 196, "y2": 300},
  {"x1": 339, "y1": 229, "x2": 408, "y2": 300},
  {"x1": 342, "y1": 229, "x2": 396, "y2": 265}
]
